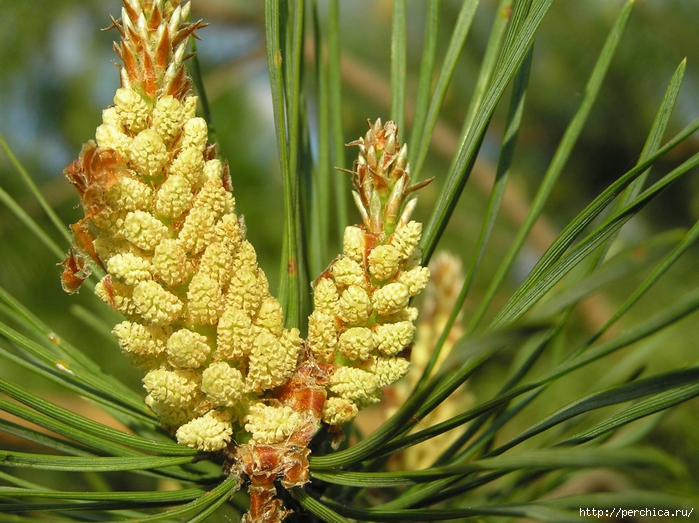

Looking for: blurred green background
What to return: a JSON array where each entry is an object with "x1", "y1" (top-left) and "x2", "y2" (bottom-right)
[{"x1": 1, "y1": 0, "x2": 699, "y2": 502}]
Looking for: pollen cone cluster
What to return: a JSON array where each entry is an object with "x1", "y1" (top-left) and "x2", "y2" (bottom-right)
[
  {"x1": 61, "y1": 3, "x2": 432, "y2": 522},
  {"x1": 61, "y1": 0, "x2": 302, "y2": 454},
  {"x1": 311, "y1": 120, "x2": 431, "y2": 428}
]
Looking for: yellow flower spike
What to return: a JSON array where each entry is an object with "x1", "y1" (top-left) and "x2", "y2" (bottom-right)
[
  {"x1": 113, "y1": 87, "x2": 149, "y2": 133},
  {"x1": 373, "y1": 321, "x2": 416, "y2": 356},
  {"x1": 146, "y1": 396, "x2": 198, "y2": 430},
  {"x1": 95, "y1": 277, "x2": 136, "y2": 316},
  {"x1": 175, "y1": 410, "x2": 232, "y2": 452},
  {"x1": 245, "y1": 329, "x2": 299, "y2": 394},
  {"x1": 181, "y1": 116, "x2": 208, "y2": 152},
  {"x1": 255, "y1": 296, "x2": 285, "y2": 335},
  {"x1": 313, "y1": 119, "x2": 431, "y2": 433},
  {"x1": 214, "y1": 213, "x2": 244, "y2": 251},
  {"x1": 307, "y1": 310, "x2": 338, "y2": 363},
  {"x1": 95, "y1": 124, "x2": 132, "y2": 158},
  {"x1": 397, "y1": 266, "x2": 431, "y2": 297},
  {"x1": 91, "y1": 209, "x2": 129, "y2": 240},
  {"x1": 154, "y1": 174, "x2": 193, "y2": 218},
  {"x1": 130, "y1": 129, "x2": 168, "y2": 178},
  {"x1": 131, "y1": 280, "x2": 183, "y2": 325},
  {"x1": 384, "y1": 305, "x2": 419, "y2": 324},
  {"x1": 201, "y1": 362, "x2": 244, "y2": 408},
  {"x1": 152, "y1": 239, "x2": 189, "y2": 286},
  {"x1": 368, "y1": 243, "x2": 401, "y2": 281},
  {"x1": 123, "y1": 210, "x2": 170, "y2": 251},
  {"x1": 328, "y1": 366, "x2": 379, "y2": 403},
  {"x1": 200, "y1": 159, "x2": 224, "y2": 187},
  {"x1": 177, "y1": 180, "x2": 231, "y2": 254},
  {"x1": 330, "y1": 256, "x2": 366, "y2": 288},
  {"x1": 181, "y1": 91, "x2": 198, "y2": 119},
  {"x1": 226, "y1": 268, "x2": 264, "y2": 314},
  {"x1": 152, "y1": 95, "x2": 185, "y2": 142},
  {"x1": 198, "y1": 241, "x2": 235, "y2": 287},
  {"x1": 389, "y1": 220, "x2": 422, "y2": 260},
  {"x1": 369, "y1": 356, "x2": 411, "y2": 388},
  {"x1": 338, "y1": 327, "x2": 375, "y2": 360},
  {"x1": 232, "y1": 240, "x2": 258, "y2": 272},
  {"x1": 313, "y1": 278, "x2": 340, "y2": 315},
  {"x1": 112, "y1": 321, "x2": 168, "y2": 357},
  {"x1": 256, "y1": 268, "x2": 271, "y2": 298},
  {"x1": 110, "y1": 176, "x2": 153, "y2": 212},
  {"x1": 166, "y1": 328, "x2": 212, "y2": 369},
  {"x1": 63, "y1": 8, "x2": 343, "y2": 519},
  {"x1": 279, "y1": 328, "x2": 302, "y2": 362},
  {"x1": 142, "y1": 368, "x2": 200, "y2": 408},
  {"x1": 106, "y1": 253, "x2": 153, "y2": 285},
  {"x1": 101, "y1": 106, "x2": 121, "y2": 128},
  {"x1": 321, "y1": 397, "x2": 358, "y2": 426},
  {"x1": 372, "y1": 282, "x2": 410, "y2": 316},
  {"x1": 343, "y1": 225, "x2": 366, "y2": 263},
  {"x1": 244, "y1": 404, "x2": 305, "y2": 445},
  {"x1": 186, "y1": 272, "x2": 224, "y2": 325},
  {"x1": 215, "y1": 305, "x2": 255, "y2": 360},
  {"x1": 168, "y1": 146, "x2": 204, "y2": 184},
  {"x1": 338, "y1": 285, "x2": 371, "y2": 325}
]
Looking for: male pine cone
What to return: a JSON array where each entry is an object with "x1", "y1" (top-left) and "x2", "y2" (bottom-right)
[
  {"x1": 60, "y1": 3, "x2": 432, "y2": 520},
  {"x1": 313, "y1": 119, "x2": 432, "y2": 427},
  {"x1": 61, "y1": 0, "x2": 302, "y2": 453}
]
